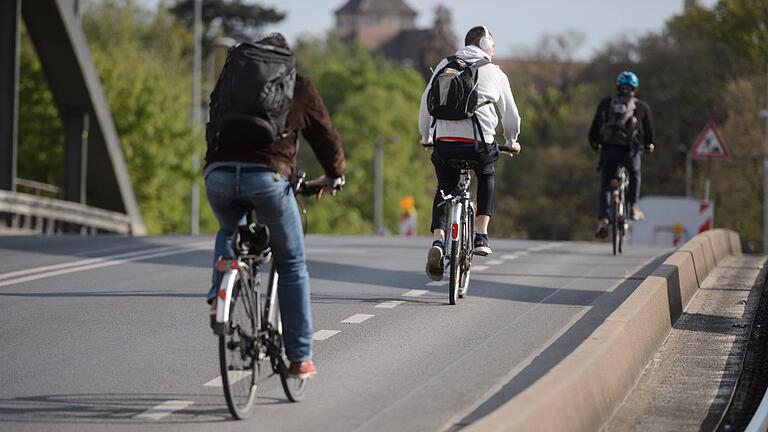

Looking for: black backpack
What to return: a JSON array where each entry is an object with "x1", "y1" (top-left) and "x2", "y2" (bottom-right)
[
  {"x1": 206, "y1": 42, "x2": 296, "y2": 150},
  {"x1": 427, "y1": 56, "x2": 491, "y2": 141},
  {"x1": 598, "y1": 96, "x2": 639, "y2": 147}
]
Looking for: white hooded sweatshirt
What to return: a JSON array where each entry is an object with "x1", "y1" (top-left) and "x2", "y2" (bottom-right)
[{"x1": 418, "y1": 45, "x2": 521, "y2": 146}]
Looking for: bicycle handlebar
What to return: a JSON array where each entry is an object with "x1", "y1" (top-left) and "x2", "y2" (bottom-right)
[{"x1": 421, "y1": 143, "x2": 519, "y2": 154}]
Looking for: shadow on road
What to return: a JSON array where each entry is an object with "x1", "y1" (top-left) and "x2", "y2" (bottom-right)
[
  {"x1": 0, "y1": 393, "x2": 232, "y2": 424},
  {"x1": 449, "y1": 252, "x2": 672, "y2": 429}
]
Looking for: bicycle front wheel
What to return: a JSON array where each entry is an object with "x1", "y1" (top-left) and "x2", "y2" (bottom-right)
[{"x1": 219, "y1": 271, "x2": 260, "y2": 419}]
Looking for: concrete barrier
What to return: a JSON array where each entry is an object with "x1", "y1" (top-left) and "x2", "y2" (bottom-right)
[{"x1": 466, "y1": 229, "x2": 741, "y2": 432}]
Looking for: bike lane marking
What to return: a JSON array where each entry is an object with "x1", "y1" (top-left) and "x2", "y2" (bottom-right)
[
  {"x1": 203, "y1": 371, "x2": 252, "y2": 388},
  {"x1": 313, "y1": 330, "x2": 341, "y2": 340},
  {"x1": 426, "y1": 281, "x2": 448, "y2": 287},
  {"x1": 135, "y1": 400, "x2": 194, "y2": 420},
  {"x1": 341, "y1": 314, "x2": 374, "y2": 324},
  {"x1": 375, "y1": 300, "x2": 404, "y2": 309},
  {"x1": 402, "y1": 289, "x2": 429, "y2": 297},
  {"x1": 0, "y1": 241, "x2": 210, "y2": 288}
]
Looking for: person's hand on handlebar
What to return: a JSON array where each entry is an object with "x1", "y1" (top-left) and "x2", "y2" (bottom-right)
[
  {"x1": 500, "y1": 141, "x2": 521, "y2": 156},
  {"x1": 304, "y1": 175, "x2": 345, "y2": 198}
]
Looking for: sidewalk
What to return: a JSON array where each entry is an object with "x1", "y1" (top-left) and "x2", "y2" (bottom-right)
[{"x1": 605, "y1": 254, "x2": 767, "y2": 431}]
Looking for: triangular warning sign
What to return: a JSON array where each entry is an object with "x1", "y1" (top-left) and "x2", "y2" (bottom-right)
[{"x1": 690, "y1": 120, "x2": 729, "y2": 160}]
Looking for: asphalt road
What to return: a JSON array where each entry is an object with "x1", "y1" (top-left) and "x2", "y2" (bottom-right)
[{"x1": 0, "y1": 235, "x2": 668, "y2": 431}]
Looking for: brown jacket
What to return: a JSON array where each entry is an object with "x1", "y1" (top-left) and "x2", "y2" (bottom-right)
[{"x1": 204, "y1": 74, "x2": 345, "y2": 179}]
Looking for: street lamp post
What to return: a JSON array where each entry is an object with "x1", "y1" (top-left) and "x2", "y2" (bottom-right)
[
  {"x1": 190, "y1": 0, "x2": 202, "y2": 235},
  {"x1": 761, "y1": 58, "x2": 768, "y2": 252}
]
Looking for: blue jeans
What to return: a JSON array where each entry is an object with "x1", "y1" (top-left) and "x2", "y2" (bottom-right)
[
  {"x1": 205, "y1": 165, "x2": 312, "y2": 362},
  {"x1": 598, "y1": 147, "x2": 641, "y2": 219}
]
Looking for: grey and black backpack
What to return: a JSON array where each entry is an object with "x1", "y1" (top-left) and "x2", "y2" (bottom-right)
[
  {"x1": 207, "y1": 42, "x2": 296, "y2": 150},
  {"x1": 599, "y1": 96, "x2": 639, "y2": 147},
  {"x1": 427, "y1": 56, "x2": 491, "y2": 143}
]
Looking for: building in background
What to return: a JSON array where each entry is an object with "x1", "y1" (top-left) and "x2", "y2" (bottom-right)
[{"x1": 334, "y1": 0, "x2": 456, "y2": 80}]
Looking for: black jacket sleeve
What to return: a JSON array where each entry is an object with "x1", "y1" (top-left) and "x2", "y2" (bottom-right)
[
  {"x1": 638, "y1": 101, "x2": 655, "y2": 147},
  {"x1": 588, "y1": 98, "x2": 611, "y2": 145}
]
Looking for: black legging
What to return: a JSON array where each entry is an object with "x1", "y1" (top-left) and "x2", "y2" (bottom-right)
[{"x1": 430, "y1": 141, "x2": 499, "y2": 233}]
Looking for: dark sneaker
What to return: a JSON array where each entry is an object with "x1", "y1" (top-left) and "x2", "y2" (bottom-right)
[
  {"x1": 474, "y1": 234, "x2": 492, "y2": 256},
  {"x1": 288, "y1": 360, "x2": 317, "y2": 379},
  {"x1": 426, "y1": 240, "x2": 444, "y2": 281},
  {"x1": 209, "y1": 298, "x2": 217, "y2": 329},
  {"x1": 595, "y1": 218, "x2": 609, "y2": 238},
  {"x1": 630, "y1": 204, "x2": 645, "y2": 221}
]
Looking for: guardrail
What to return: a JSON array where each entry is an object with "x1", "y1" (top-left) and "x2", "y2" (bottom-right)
[{"x1": 0, "y1": 190, "x2": 133, "y2": 234}]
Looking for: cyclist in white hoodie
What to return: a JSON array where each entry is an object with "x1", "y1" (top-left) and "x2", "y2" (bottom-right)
[{"x1": 419, "y1": 26, "x2": 521, "y2": 281}]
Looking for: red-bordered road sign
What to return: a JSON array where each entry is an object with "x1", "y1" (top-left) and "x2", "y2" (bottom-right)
[{"x1": 689, "y1": 120, "x2": 729, "y2": 160}]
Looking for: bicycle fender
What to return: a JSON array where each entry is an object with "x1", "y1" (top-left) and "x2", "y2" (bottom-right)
[
  {"x1": 216, "y1": 269, "x2": 239, "y2": 325},
  {"x1": 449, "y1": 203, "x2": 463, "y2": 241}
]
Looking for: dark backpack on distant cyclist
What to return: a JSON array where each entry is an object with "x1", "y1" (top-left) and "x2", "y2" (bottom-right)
[
  {"x1": 599, "y1": 96, "x2": 639, "y2": 148},
  {"x1": 206, "y1": 42, "x2": 296, "y2": 150},
  {"x1": 427, "y1": 56, "x2": 491, "y2": 142}
]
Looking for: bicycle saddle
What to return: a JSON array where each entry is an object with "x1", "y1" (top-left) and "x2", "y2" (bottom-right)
[
  {"x1": 447, "y1": 159, "x2": 478, "y2": 170},
  {"x1": 232, "y1": 222, "x2": 270, "y2": 256}
]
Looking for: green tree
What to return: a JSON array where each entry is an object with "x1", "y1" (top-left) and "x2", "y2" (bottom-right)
[{"x1": 292, "y1": 37, "x2": 433, "y2": 235}]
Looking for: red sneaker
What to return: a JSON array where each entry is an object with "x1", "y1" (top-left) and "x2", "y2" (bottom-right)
[{"x1": 288, "y1": 360, "x2": 317, "y2": 379}]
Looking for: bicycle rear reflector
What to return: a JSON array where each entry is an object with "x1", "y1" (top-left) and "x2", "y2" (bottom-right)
[
  {"x1": 451, "y1": 223, "x2": 459, "y2": 240},
  {"x1": 215, "y1": 259, "x2": 238, "y2": 272}
]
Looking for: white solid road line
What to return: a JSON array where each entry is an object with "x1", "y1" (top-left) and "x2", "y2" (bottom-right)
[
  {"x1": 375, "y1": 300, "x2": 404, "y2": 309},
  {"x1": 486, "y1": 260, "x2": 503, "y2": 265},
  {"x1": 203, "y1": 371, "x2": 252, "y2": 388},
  {"x1": 0, "y1": 241, "x2": 210, "y2": 288},
  {"x1": 342, "y1": 314, "x2": 374, "y2": 324},
  {"x1": 135, "y1": 400, "x2": 194, "y2": 420},
  {"x1": 402, "y1": 289, "x2": 428, "y2": 297},
  {"x1": 426, "y1": 281, "x2": 448, "y2": 287},
  {"x1": 0, "y1": 243, "x2": 199, "y2": 281},
  {"x1": 473, "y1": 265, "x2": 489, "y2": 271},
  {"x1": 312, "y1": 330, "x2": 341, "y2": 341}
]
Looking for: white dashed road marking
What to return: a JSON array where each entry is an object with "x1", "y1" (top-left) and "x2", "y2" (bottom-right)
[
  {"x1": 427, "y1": 281, "x2": 448, "y2": 286},
  {"x1": 342, "y1": 314, "x2": 374, "y2": 324},
  {"x1": 203, "y1": 371, "x2": 252, "y2": 388},
  {"x1": 517, "y1": 251, "x2": 530, "y2": 256},
  {"x1": 313, "y1": 330, "x2": 341, "y2": 341},
  {"x1": 501, "y1": 254, "x2": 519, "y2": 260},
  {"x1": 473, "y1": 265, "x2": 489, "y2": 271},
  {"x1": 486, "y1": 260, "x2": 502, "y2": 265},
  {"x1": 375, "y1": 300, "x2": 404, "y2": 309},
  {"x1": 402, "y1": 290, "x2": 429, "y2": 297},
  {"x1": 135, "y1": 400, "x2": 194, "y2": 420}
]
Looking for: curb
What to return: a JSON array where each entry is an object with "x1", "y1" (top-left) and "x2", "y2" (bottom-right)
[{"x1": 466, "y1": 229, "x2": 742, "y2": 432}]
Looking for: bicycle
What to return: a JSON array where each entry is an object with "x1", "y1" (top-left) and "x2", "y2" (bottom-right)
[
  {"x1": 211, "y1": 172, "x2": 327, "y2": 419},
  {"x1": 609, "y1": 166, "x2": 629, "y2": 255},
  {"x1": 431, "y1": 144, "x2": 515, "y2": 305}
]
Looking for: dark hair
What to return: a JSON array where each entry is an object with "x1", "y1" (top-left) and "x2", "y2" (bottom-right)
[
  {"x1": 258, "y1": 33, "x2": 290, "y2": 50},
  {"x1": 464, "y1": 26, "x2": 490, "y2": 48}
]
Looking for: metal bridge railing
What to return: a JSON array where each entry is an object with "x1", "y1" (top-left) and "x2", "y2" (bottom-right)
[{"x1": 0, "y1": 190, "x2": 133, "y2": 234}]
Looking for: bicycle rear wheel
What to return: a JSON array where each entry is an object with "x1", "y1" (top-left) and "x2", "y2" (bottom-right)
[
  {"x1": 611, "y1": 201, "x2": 619, "y2": 256},
  {"x1": 458, "y1": 207, "x2": 473, "y2": 298},
  {"x1": 449, "y1": 238, "x2": 461, "y2": 305},
  {"x1": 276, "y1": 351, "x2": 308, "y2": 402},
  {"x1": 219, "y1": 270, "x2": 260, "y2": 419}
]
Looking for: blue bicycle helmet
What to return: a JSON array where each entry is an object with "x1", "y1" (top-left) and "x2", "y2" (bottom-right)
[{"x1": 616, "y1": 71, "x2": 639, "y2": 88}]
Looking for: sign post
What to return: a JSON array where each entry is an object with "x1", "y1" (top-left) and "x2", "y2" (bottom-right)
[{"x1": 689, "y1": 120, "x2": 729, "y2": 204}]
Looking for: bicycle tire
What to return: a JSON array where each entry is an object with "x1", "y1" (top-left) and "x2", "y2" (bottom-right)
[
  {"x1": 219, "y1": 270, "x2": 260, "y2": 419},
  {"x1": 449, "y1": 238, "x2": 461, "y2": 305},
  {"x1": 277, "y1": 352, "x2": 308, "y2": 402},
  {"x1": 459, "y1": 207, "x2": 473, "y2": 298},
  {"x1": 611, "y1": 200, "x2": 619, "y2": 256}
]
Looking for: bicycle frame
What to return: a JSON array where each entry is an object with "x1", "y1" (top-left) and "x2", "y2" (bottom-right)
[{"x1": 442, "y1": 168, "x2": 473, "y2": 260}]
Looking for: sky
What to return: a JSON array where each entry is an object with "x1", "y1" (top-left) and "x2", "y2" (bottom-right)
[{"x1": 146, "y1": 0, "x2": 719, "y2": 60}]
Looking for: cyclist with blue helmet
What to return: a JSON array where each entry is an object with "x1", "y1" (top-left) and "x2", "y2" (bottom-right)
[{"x1": 589, "y1": 71, "x2": 655, "y2": 238}]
